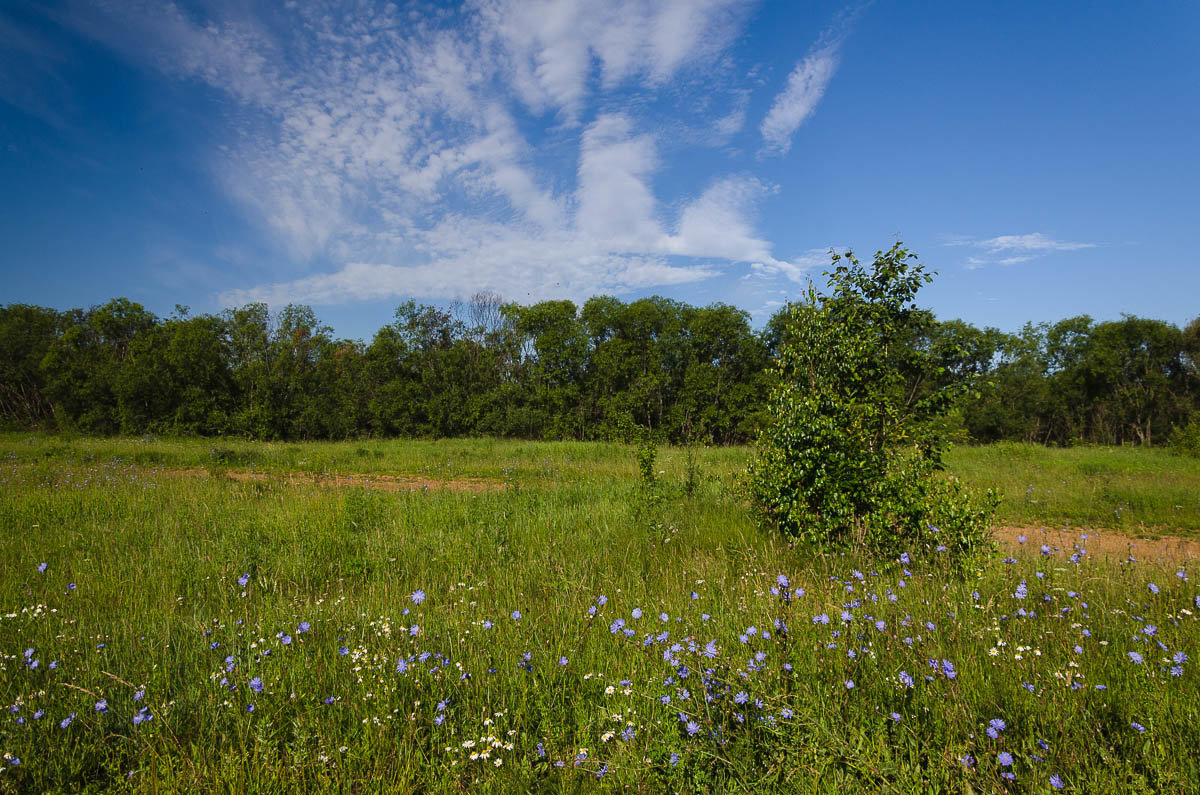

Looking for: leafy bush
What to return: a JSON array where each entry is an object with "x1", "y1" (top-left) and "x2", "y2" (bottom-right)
[
  {"x1": 746, "y1": 244, "x2": 996, "y2": 561},
  {"x1": 1168, "y1": 418, "x2": 1200, "y2": 457}
]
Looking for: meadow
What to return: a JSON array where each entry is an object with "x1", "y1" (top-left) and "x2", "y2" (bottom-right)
[{"x1": 1, "y1": 434, "x2": 1198, "y2": 792}]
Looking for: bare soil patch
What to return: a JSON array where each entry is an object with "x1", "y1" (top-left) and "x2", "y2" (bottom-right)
[
  {"x1": 166, "y1": 467, "x2": 502, "y2": 493},
  {"x1": 994, "y1": 525, "x2": 1200, "y2": 560}
]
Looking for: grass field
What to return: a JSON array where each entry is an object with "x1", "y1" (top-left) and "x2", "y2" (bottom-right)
[{"x1": 1, "y1": 435, "x2": 1198, "y2": 792}]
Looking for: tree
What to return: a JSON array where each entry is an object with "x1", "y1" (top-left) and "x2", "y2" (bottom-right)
[{"x1": 745, "y1": 244, "x2": 996, "y2": 560}]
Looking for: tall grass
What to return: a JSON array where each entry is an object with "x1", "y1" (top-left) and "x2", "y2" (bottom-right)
[{"x1": 1, "y1": 439, "x2": 1198, "y2": 792}]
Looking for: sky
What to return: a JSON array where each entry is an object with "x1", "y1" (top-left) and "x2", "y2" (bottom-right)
[{"x1": 2, "y1": 0, "x2": 1198, "y2": 342}]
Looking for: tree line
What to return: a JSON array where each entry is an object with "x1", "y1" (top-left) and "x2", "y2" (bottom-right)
[{"x1": 1, "y1": 293, "x2": 1197, "y2": 445}]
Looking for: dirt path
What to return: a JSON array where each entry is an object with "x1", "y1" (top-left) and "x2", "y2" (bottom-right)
[
  {"x1": 168, "y1": 467, "x2": 503, "y2": 493},
  {"x1": 993, "y1": 525, "x2": 1200, "y2": 560}
]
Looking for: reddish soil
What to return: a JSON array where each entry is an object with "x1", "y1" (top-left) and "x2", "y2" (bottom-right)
[
  {"x1": 167, "y1": 467, "x2": 502, "y2": 493},
  {"x1": 993, "y1": 525, "x2": 1200, "y2": 560}
]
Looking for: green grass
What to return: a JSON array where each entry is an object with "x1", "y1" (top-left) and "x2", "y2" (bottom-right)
[
  {"x1": 1, "y1": 437, "x2": 1198, "y2": 792},
  {"x1": 4, "y1": 434, "x2": 1200, "y2": 534}
]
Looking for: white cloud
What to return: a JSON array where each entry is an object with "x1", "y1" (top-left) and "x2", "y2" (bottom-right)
[
  {"x1": 66, "y1": 0, "x2": 815, "y2": 308},
  {"x1": 760, "y1": 42, "x2": 841, "y2": 154},
  {"x1": 949, "y1": 233, "x2": 1096, "y2": 270},
  {"x1": 977, "y1": 233, "x2": 1096, "y2": 253}
]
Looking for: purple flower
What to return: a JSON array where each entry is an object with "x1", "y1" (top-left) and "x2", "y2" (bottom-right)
[
  {"x1": 37, "y1": 562, "x2": 47, "y2": 573},
  {"x1": 941, "y1": 659, "x2": 957, "y2": 679},
  {"x1": 246, "y1": 704, "x2": 255, "y2": 712},
  {"x1": 511, "y1": 610, "x2": 521, "y2": 621},
  {"x1": 998, "y1": 752, "x2": 1013, "y2": 767},
  {"x1": 631, "y1": 608, "x2": 643, "y2": 619},
  {"x1": 411, "y1": 590, "x2": 425, "y2": 604},
  {"x1": 280, "y1": 634, "x2": 292, "y2": 646},
  {"x1": 558, "y1": 656, "x2": 568, "y2": 666},
  {"x1": 298, "y1": 621, "x2": 311, "y2": 633},
  {"x1": 960, "y1": 755, "x2": 974, "y2": 768},
  {"x1": 898, "y1": 670, "x2": 914, "y2": 688},
  {"x1": 60, "y1": 713, "x2": 75, "y2": 729},
  {"x1": 237, "y1": 573, "x2": 250, "y2": 587},
  {"x1": 844, "y1": 680, "x2": 855, "y2": 690},
  {"x1": 94, "y1": 699, "x2": 108, "y2": 713},
  {"x1": 890, "y1": 712, "x2": 901, "y2": 722},
  {"x1": 1130, "y1": 721, "x2": 1146, "y2": 733},
  {"x1": 324, "y1": 696, "x2": 335, "y2": 705},
  {"x1": 610, "y1": 618, "x2": 625, "y2": 633},
  {"x1": 734, "y1": 691, "x2": 748, "y2": 705},
  {"x1": 987, "y1": 718, "x2": 1006, "y2": 738},
  {"x1": 249, "y1": 677, "x2": 263, "y2": 693},
  {"x1": 685, "y1": 720, "x2": 700, "y2": 736},
  {"x1": 1050, "y1": 774, "x2": 1064, "y2": 790},
  {"x1": 1148, "y1": 583, "x2": 1159, "y2": 595},
  {"x1": 133, "y1": 707, "x2": 152, "y2": 725},
  {"x1": 659, "y1": 612, "x2": 669, "y2": 622},
  {"x1": 396, "y1": 659, "x2": 408, "y2": 673},
  {"x1": 1128, "y1": 651, "x2": 1144, "y2": 664},
  {"x1": 813, "y1": 613, "x2": 830, "y2": 625}
]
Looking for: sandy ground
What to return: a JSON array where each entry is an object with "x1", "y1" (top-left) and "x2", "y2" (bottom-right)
[
  {"x1": 174, "y1": 467, "x2": 502, "y2": 493},
  {"x1": 991, "y1": 525, "x2": 1200, "y2": 561}
]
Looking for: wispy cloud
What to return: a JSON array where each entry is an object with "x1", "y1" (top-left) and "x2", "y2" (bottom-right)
[
  {"x1": 58, "y1": 0, "x2": 830, "y2": 308},
  {"x1": 760, "y1": 7, "x2": 863, "y2": 154},
  {"x1": 948, "y1": 232, "x2": 1097, "y2": 270}
]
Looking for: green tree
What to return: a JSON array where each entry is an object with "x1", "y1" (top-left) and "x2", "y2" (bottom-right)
[{"x1": 745, "y1": 244, "x2": 996, "y2": 560}]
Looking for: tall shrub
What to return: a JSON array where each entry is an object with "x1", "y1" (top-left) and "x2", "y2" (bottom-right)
[{"x1": 746, "y1": 244, "x2": 997, "y2": 561}]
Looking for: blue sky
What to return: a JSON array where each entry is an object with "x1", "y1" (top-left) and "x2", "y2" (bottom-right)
[{"x1": 2, "y1": 0, "x2": 1197, "y2": 342}]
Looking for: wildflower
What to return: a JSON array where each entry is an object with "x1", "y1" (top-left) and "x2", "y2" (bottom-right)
[
  {"x1": 95, "y1": 699, "x2": 108, "y2": 713},
  {"x1": 941, "y1": 659, "x2": 957, "y2": 679},
  {"x1": 778, "y1": 574, "x2": 790, "y2": 588},
  {"x1": 237, "y1": 573, "x2": 250, "y2": 587},
  {"x1": 610, "y1": 618, "x2": 625, "y2": 634},
  {"x1": 1128, "y1": 651, "x2": 1143, "y2": 664},
  {"x1": 734, "y1": 691, "x2": 748, "y2": 705},
  {"x1": 660, "y1": 612, "x2": 669, "y2": 622},
  {"x1": 987, "y1": 718, "x2": 1006, "y2": 738},
  {"x1": 1174, "y1": 651, "x2": 1189, "y2": 664},
  {"x1": 511, "y1": 610, "x2": 521, "y2": 620},
  {"x1": 559, "y1": 656, "x2": 568, "y2": 666},
  {"x1": 1148, "y1": 583, "x2": 1159, "y2": 595},
  {"x1": 960, "y1": 755, "x2": 974, "y2": 768},
  {"x1": 781, "y1": 708, "x2": 794, "y2": 718},
  {"x1": 1130, "y1": 721, "x2": 1146, "y2": 733},
  {"x1": 60, "y1": 713, "x2": 76, "y2": 729},
  {"x1": 998, "y1": 752, "x2": 1013, "y2": 767},
  {"x1": 685, "y1": 720, "x2": 700, "y2": 736},
  {"x1": 249, "y1": 677, "x2": 263, "y2": 693},
  {"x1": 874, "y1": 620, "x2": 886, "y2": 631},
  {"x1": 280, "y1": 634, "x2": 292, "y2": 646},
  {"x1": 246, "y1": 704, "x2": 255, "y2": 712},
  {"x1": 669, "y1": 752, "x2": 680, "y2": 766},
  {"x1": 396, "y1": 659, "x2": 409, "y2": 673},
  {"x1": 632, "y1": 608, "x2": 642, "y2": 619},
  {"x1": 324, "y1": 697, "x2": 335, "y2": 705},
  {"x1": 482, "y1": 621, "x2": 493, "y2": 630},
  {"x1": 38, "y1": 562, "x2": 48, "y2": 573},
  {"x1": 813, "y1": 613, "x2": 830, "y2": 625},
  {"x1": 844, "y1": 680, "x2": 855, "y2": 690},
  {"x1": 597, "y1": 595, "x2": 607, "y2": 605},
  {"x1": 1050, "y1": 774, "x2": 1064, "y2": 789},
  {"x1": 339, "y1": 646, "x2": 349, "y2": 656}
]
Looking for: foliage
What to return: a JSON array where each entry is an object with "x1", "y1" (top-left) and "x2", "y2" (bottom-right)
[
  {"x1": 1169, "y1": 418, "x2": 1200, "y2": 458},
  {"x1": 1, "y1": 288, "x2": 1197, "y2": 446},
  {"x1": 747, "y1": 244, "x2": 996, "y2": 560}
]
